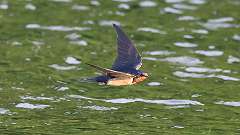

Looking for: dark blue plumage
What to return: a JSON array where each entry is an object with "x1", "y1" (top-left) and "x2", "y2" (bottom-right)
[
  {"x1": 112, "y1": 24, "x2": 142, "y2": 73},
  {"x1": 86, "y1": 24, "x2": 148, "y2": 86}
]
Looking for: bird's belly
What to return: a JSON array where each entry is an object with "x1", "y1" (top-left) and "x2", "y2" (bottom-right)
[{"x1": 107, "y1": 78, "x2": 134, "y2": 86}]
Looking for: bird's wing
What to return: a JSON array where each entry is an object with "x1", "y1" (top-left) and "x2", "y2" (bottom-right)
[
  {"x1": 86, "y1": 63, "x2": 135, "y2": 78},
  {"x1": 111, "y1": 24, "x2": 142, "y2": 71}
]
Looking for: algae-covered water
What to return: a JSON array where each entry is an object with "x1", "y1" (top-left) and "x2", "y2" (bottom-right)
[{"x1": 1, "y1": 0, "x2": 240, "y2": 134}]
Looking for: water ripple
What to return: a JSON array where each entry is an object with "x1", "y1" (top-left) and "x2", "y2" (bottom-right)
[
  {"x1": 16, "y1": 103, "x2": 49, "y2": 109},
  {"x1": 69, "y1": 95, "x2": 204, "y2": 106},
  {"x1": 0, "y1": 108, "x2": 10, "y2": 114},
  {"x1": 26, "y1": 24, "x2": 91, "y2": 32},
  {"x1": 215, "y1": 101, "x2": 240, "y2": 107},
  {"x1": 195, "y1": 50, "x2": 223, "y2": 56}
]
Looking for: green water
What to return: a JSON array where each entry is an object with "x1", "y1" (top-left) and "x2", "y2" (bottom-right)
[{"x1": 1, "y1": 0, "x2": 240, "y2": 134}]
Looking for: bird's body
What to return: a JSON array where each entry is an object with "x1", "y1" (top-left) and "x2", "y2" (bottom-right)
[{"x1": 86, "y1": 24, "x2": 148, "y2": 86}]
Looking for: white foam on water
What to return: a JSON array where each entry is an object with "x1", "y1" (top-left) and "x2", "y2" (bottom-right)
[
  {"x1": 185, "y1": 67, "x2": 227, "y2": 73},
  {"x1": 147, "y1": 82, "x2": 161, "y2": 86},
  {"x1": 143, "y1": 50, "x2": 176, "y2": 56},
  {"x1": 183, "y1": 35, "x2": 194, "y2": 39},
  {"x1": 82, "y1": 105, "x2": 118, "y2": 111},
  {"x1": 137, "y1": 27, "x2": 166, "y2": 34},
  {"x1": 174, "y1": 71, "x2": 208, "y2": 78},
  {"x1": 0, "y1": 3, "x2": 8, "y2": 10},
  {"x1": 142, "y1": 57, "x2": 158, "y2": 61},
  {"x1": 178, "y1": 16, "x2": 197, "y2": 21},
  {"x1": 233, "y1": 34, "x2": 240, "y2": 41},
  {"x1": 49, "y1": 64, "x2": 76, "y2": 70},
  {"x1": 195, "y1": 50, "x2": 223, "y2": 56},
  {"x1": 227, "y1": 55, "x2": 240, "y2": 64},
  {"x1": 200, "y1": 18, "x2": 239, "y2": 30},
  {"x1": 191, "y1": 94, "x2": 201, "y2": 98},
  {"x1": 16, "y1": 103, "x2": 49, "y2": 109},
  {"x1": 169, "y1": 105, "x2": 190, "y2": 109},
  {"x1": 69, "y1": 95, "x2": 204, "y2": 106},
  {"x1": 26, "y1": 24, "x2": 91, "y2": 31},
  {"x1": 139, "y1": 1, "x2": 157, "y2": 7},
  {"x1": 105, "y1": 98, "x2": 204, "y2": 105},
  {"x1": 51, "y1": 0, "x2": 72, "y2": 2},
  {"x1": 112, "y1": 0, "x2": 132, "y2": 2},
  {"x1": 208, "y1": 45, "x2": 215, "y2": 49},
  {"x1": 25, "y1": 3, "x2": 36, "y2": 11},
  {"x1": 0, "y1": 108, "x2": 10, "y2": 114},
  {"x1": 172, "y1": 125, "x2": 184, "y2": 129},
  {"x1": 192, "y1": 29, "x2": 208, "y2": 34},
  {"x1": 201, "y1": 22, "x2": 237, "y2": 30},
  {"x1": 173, "y1": 4, "x2": 197, "y2": 10},
  {"x1": 215, "y1": 101, "x2": 240, "y2": 107},
  {"x1": 72, "y1": 5, "x2": 89, "y2": 11},
  {"x1": 32, "y1": 41, "x2": 44, "y2": 46},
  {"x1": 115, "y1": 11, "x2": 125, "y2": 16},
  {"x1": 118, "y1": 3, "x2": 130, "y2": 9},
  {"x1": 65, "y1": 57, "x2": 81, "y2": 65},
  {"x1": 165, "y1": 0, "x2": 184, "y2": 3},
  {"x1": 12, "y1": 41, "x2": 22, "y2": 46},
  {"x1": 20, "y1": 96, "x2": 54, "y2": 101},
  {"x1": 70, "y1": 40, "x2": 88, "y2": 46},
  {"x1": 65, "y1": 33, "x2": 81, "y2": 40},
  {"x1": 174, "y1": 42, "x2": 198, "y2": 48},
  {"x1": 82, "y1": 20, "x2": 95, "y2": 25},
  {"x1": 57, "y1": 86, "x2": 69, "y2": 91},
  {"x1": 214, "y1": 75, "x2": 239, "y2": 81},
  {"x1": 99, "y1": 20, "x2": 120, "y2": 26},
  {"x1": 162, "y1": 56, "x2": 203, "y2": 66},
  {"x1": 162, "y1": 7, "x2": 183, "y2": 14},
  {"x1": 174, "y1": 71, "x2": 239, "y2": 81},
  {"x1": 11, "y1": 87, "x2": 25, "y2": 90},
  {"x1": 208, "y1": 17, "x2": 234, "y2": 23},
  {"x1": 90, "y1": 0, "x2": 100, "y2": 6},
  {"x1": 189, "y1": 0, "x2": 206, "y2": 5}
]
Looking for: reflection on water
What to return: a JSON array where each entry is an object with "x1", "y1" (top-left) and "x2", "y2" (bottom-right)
[
  {"x1": 81, "y1": 105, "x2": 118, "y2": 111},
  {"x1": 25, "y1": 3, "x2": 36, "y2": 11},
  {"x1": 147, "y1": 82, "x2": 161, "y2": 86},
  {"x1": 227, "y1": 55, "x2": 240, "y2": 64},
  {"x1": 194, "y1": 50, "x2": 223, "y2": 56},
  {"x1": 65, "y1": 57, "x2": 81, "y2": 65},
  {"x1": 26, "y1": 24, "x2": 91, "y2": 31},
  {"x1": 137, "y1": 27, "x2": 166, "y2": 34},
  {"x1": 143, "y1": 50, "x2": 176, "y2": 56},
  {"x1": 215, "y1": 101, "x2": 240, "y2": 107},
  {"x1": 49, "y1": 64, "x2": 77, "y2": 70},
  {"x1": 69, "y1": 95, "x2": 204, "y2": 106},
  {"x1": 139, "y1": 1, "x2": 157, "y2": 7},
  {"x1": 16, "y1": 103, "x2": 50, "y2": 109},
  {"x1": 0, "y1": 2, "x2": 8, "y2": 10},
  {"x1": 174, "y1": 42, "x2": 198, "y2": 48},
  {"x1": 174, "y1": 71, "x2": 239, "y2": 81},
  {"x1": 0, "y1": 108, "x2": 10, "y2": 115}
]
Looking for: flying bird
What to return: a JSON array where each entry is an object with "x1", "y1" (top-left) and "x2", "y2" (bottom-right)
[{"x1": 86, "y1": 24, "x2": 148, "y2": 86}]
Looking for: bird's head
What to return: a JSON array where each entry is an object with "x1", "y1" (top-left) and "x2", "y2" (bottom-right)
[{"x1": 136, "y1": 71, "x2": 148, "y2": 77}]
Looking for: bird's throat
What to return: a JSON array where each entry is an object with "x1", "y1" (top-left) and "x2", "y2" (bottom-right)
[{"x1": 133, "y1": 76, "x2": 147, "y2": 84}]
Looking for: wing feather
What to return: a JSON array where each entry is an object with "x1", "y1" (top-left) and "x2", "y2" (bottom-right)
[
  {"x1": 112, "y1": 24, "x2": 142, "y2": 71},
  {"x1": 86, "y1": 63, "x2": 135, "y2": 78}
]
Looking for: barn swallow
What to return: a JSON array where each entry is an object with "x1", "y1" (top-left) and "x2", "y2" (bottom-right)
[{"x1": 86, "y1": 24, "x2": 148, "y2": 86}]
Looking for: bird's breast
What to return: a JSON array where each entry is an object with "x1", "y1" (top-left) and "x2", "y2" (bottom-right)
[{"x1": 107, "y1": 77, "x2": 134, "y2": 86}]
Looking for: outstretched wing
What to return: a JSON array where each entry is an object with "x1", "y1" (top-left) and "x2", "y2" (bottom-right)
[
  {"x1": 112, "y1": 24, "x2": 142, "y2": 71},
  {"x1": 86, "y1": 63, "x2": 135, "y2": 78}
]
